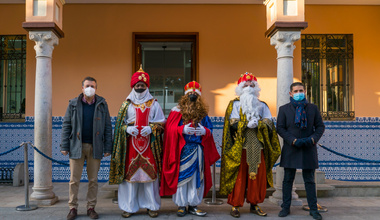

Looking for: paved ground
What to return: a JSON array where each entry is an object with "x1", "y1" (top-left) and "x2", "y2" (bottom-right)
[{"x1": 1, "y1": 182, "x2": 380, "y2": 220}]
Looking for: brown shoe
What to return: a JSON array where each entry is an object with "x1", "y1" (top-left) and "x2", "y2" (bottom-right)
[
  {"x1": 67, "y1": 208, "x2": 77, "y2": 220},
  {"x1": 230, "y1": 207, "x2": 240, "y2": 218},
  {"x1": 121, "y1": 211, "x2": 133, "y2": 218},
  {"x1": 87, "y1": 208, "x2": 99, "y2": 219},
  {"x1": 250, "y1": 204, "x2": 267, "y2": 217},
  {"x1": 147, "y1": 209, "x2": 159, "y2": 218}
]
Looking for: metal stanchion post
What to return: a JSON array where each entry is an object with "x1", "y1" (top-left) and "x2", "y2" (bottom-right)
[
  {"x1": 302, "y1": 169, "x2": 327, "y2": 212},
  {"x1": 16, "y1": 143, "x2": 38, "y2": 211},
  {"x1": 112, "y1": 190, "x2": 118, "y2": 204},
  {"x1": 204, "y1": 163, "x2": 223, "y2": 205}
]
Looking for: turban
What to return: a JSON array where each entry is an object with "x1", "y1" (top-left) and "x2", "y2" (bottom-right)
[{"x1": 130, "y1": 66, "x2": 150, "y2": 88}]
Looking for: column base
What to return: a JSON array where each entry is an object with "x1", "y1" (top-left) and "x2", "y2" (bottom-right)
[
  {"x1": 31, "y1": 196, "x2": 59, "y2": 206},
  {"x1": 31, "y1": 185, "x2": 55, "y2": 200},
  {"x1": 268, "y1": 195, "x2": 303, "y2": 206}
]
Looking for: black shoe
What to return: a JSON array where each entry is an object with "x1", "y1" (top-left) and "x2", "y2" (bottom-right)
[
  {"x1": 310, "y1": 212, "x2": 322, "y2": 220},
  {"x1": 177, "y1": 206, "x2": 187, "y2": 217},
  {"x1": 278, "y1": 208, "x2": 290, "y2": 217},
  {"x1": 250, "y1": 204, "x2": 267, "y2": 217},
  {"x1": 188, "y1": 206, "x2": 207, "y2": 217}
]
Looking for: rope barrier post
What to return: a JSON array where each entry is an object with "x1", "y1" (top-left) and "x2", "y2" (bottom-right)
[
  {"x1": 16, "y1": 143, "x2": 38, "y2": 211},
  {"x1": 204, "y1": 163, "x2": 223, "y2": 205}
]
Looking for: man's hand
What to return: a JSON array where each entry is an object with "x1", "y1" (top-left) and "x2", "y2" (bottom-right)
[
  {"x1": 247, "y1": 118, "x2": 258, "y2": 128},
  {"x1": 103, "y1": 153, "x2": 111, "y2": 157},
  {"x1": 294, "y1": 137, "x2": 314, "y2": 148},
  {"x1": 61, "y1": 151, "x2": 68, "y2": 156},
  {"x1": 304, "y1": 137, "x2": 315, "y2": 147},
  {"x1": 293, "y1": 139, "x2": 305, "y2": 148},
  {"x1": 183, "y1": 123, "x2": 195, "y2": 135},
  {"x1": 140, "y1": 126, "x2": 152, "y2": 137},
  {"x1": 127, "y1": 126, "x2": 139, "y2": 136},
  {"x1": 195, "y1": 123, "x2": 206, "y2": 136}
]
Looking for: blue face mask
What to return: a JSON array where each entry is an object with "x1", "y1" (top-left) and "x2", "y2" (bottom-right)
[{"x1": 293, "y1": 92, "x2": 305, "y2": 101}]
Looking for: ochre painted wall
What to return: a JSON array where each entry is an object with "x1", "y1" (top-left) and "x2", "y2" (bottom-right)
[{"x1": 1, "y1": 4, "x2": 379, "y2": 118}]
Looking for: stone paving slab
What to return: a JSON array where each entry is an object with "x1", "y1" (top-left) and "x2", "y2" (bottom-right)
[{"x1": 1, "y1": 183, "x2": 380, "y2": 220}]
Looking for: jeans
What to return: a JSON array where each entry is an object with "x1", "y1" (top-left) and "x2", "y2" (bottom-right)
[{"x1": 282, "y1": 168, "x2": 318, "y2": 213}]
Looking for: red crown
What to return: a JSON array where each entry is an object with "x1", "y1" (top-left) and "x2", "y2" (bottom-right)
[
  {"x1": 184, "y1": 81, "x2": 202, "y2": 96},
  {"x1": 237, "y1": 72, "x2": 257, "y2": 85}
]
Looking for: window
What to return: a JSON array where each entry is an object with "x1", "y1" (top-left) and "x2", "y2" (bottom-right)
[
  {"x1": 133, "y1": 33, "x2": 198, "y2": 116},
  {"x1": 301, "y1": 34, "x2": 354, "y2": 120},
  {"x1": 0, "y1": 35, "x2": 26, "y2": 121}
]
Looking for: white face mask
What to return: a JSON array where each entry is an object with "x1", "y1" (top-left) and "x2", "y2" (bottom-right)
[{"x1": 84, "y1": 87, "x2": 96, "y2": 97}]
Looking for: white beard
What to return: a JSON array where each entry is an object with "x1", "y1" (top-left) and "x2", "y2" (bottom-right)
[{"x1": 240, "y1": 86, "x2": 261, "y2": 121}]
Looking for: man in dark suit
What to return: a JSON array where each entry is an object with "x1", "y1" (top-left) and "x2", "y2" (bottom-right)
[{"x1": 276, "y1": 82, "x2": 325, "y2": 220}]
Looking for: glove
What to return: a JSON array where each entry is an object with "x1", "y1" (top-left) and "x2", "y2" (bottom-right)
[
  {"x1": 293, "y1": 138, "x2": 305, "y2": 148},
  {"x1": 247, "y1": 118, "x2": 258, "y2": 128},
  {"x1": 140, "y1": 126, "x2": 152, "y2": 137},
  {"x1": 126, "y1": 126, "x2": 139, "y2": 137},
  {"x1": 304, "y1": 137, "x2": 314, "y2": 147},
  {"x1": 195, "y1": 123, "x2": 206, "y2": 136},
  {"x1": 183, "y1": 123, "x2": 195, "y2": 135}
]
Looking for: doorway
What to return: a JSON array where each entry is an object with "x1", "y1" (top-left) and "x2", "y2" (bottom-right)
[{"x1": 133, "y1": 33, "x2": 198, "y2": 116}]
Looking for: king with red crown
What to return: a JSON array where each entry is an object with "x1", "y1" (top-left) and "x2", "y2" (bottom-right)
[
  {"x1": 160, "y1": 81, "x2": 220, "y2": 217},
  {"x1": 110, "y1": 66, "x2": 166, "y2": 218},
  {"x1": 220, "y1": 72, "x2": 281, "y2": 218}
]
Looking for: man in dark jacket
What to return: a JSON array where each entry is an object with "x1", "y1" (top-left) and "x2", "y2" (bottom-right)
[
  {"x1": 276, "y1": 82, "x2": 325, "y2": 220},
  {"x1": 60, "y1": 76, "x2": 112, "y2": 220}
]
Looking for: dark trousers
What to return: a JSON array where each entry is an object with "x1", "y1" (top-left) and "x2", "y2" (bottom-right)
[{"x1": 282, "y1": 168, "x2": 318, "y2": 213}]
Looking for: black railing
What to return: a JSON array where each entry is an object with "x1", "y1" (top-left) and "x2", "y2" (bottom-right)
[{"x1": 321, "y1": 111, "x2": 355, "y2": 120}]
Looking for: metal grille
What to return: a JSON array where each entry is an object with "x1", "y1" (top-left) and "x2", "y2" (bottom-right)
[
  {"x1": 0, "y1": 167, "x2": 14, "y2": 184},
  {"x1": 302, "y1": 34, "x2": 354, "y2": 120},
  {"x1": 0, "y1": 35, "x2": 26, "y2": 121}
]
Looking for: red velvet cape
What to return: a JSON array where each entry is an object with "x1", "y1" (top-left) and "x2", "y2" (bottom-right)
[{"x1": 159, "y1": 109, "x2": 220, "y2": 197}]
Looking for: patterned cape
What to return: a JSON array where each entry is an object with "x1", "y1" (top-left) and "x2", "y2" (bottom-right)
[
  {"x1": 219, "y1": 98, "x2": 281, "y2": 195},
  {"x1": 109, "y1": 100, "x2": 164, "y2": 185}
]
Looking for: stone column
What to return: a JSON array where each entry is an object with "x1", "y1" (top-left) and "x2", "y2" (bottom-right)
[
  {"x1": 269, "y1": 30, "x2": 303, "y2": 206},
  {"x1": 29, "y1": 31, "x2": 59, "y2": 205}
]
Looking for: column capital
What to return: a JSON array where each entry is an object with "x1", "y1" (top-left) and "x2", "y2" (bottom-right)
[
  {"x1": 29, "y1": 31, "x2": 59, "y2": 58},
  {"x1": 270, "y1": 31, "x2": 301, "y2": 59}
]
